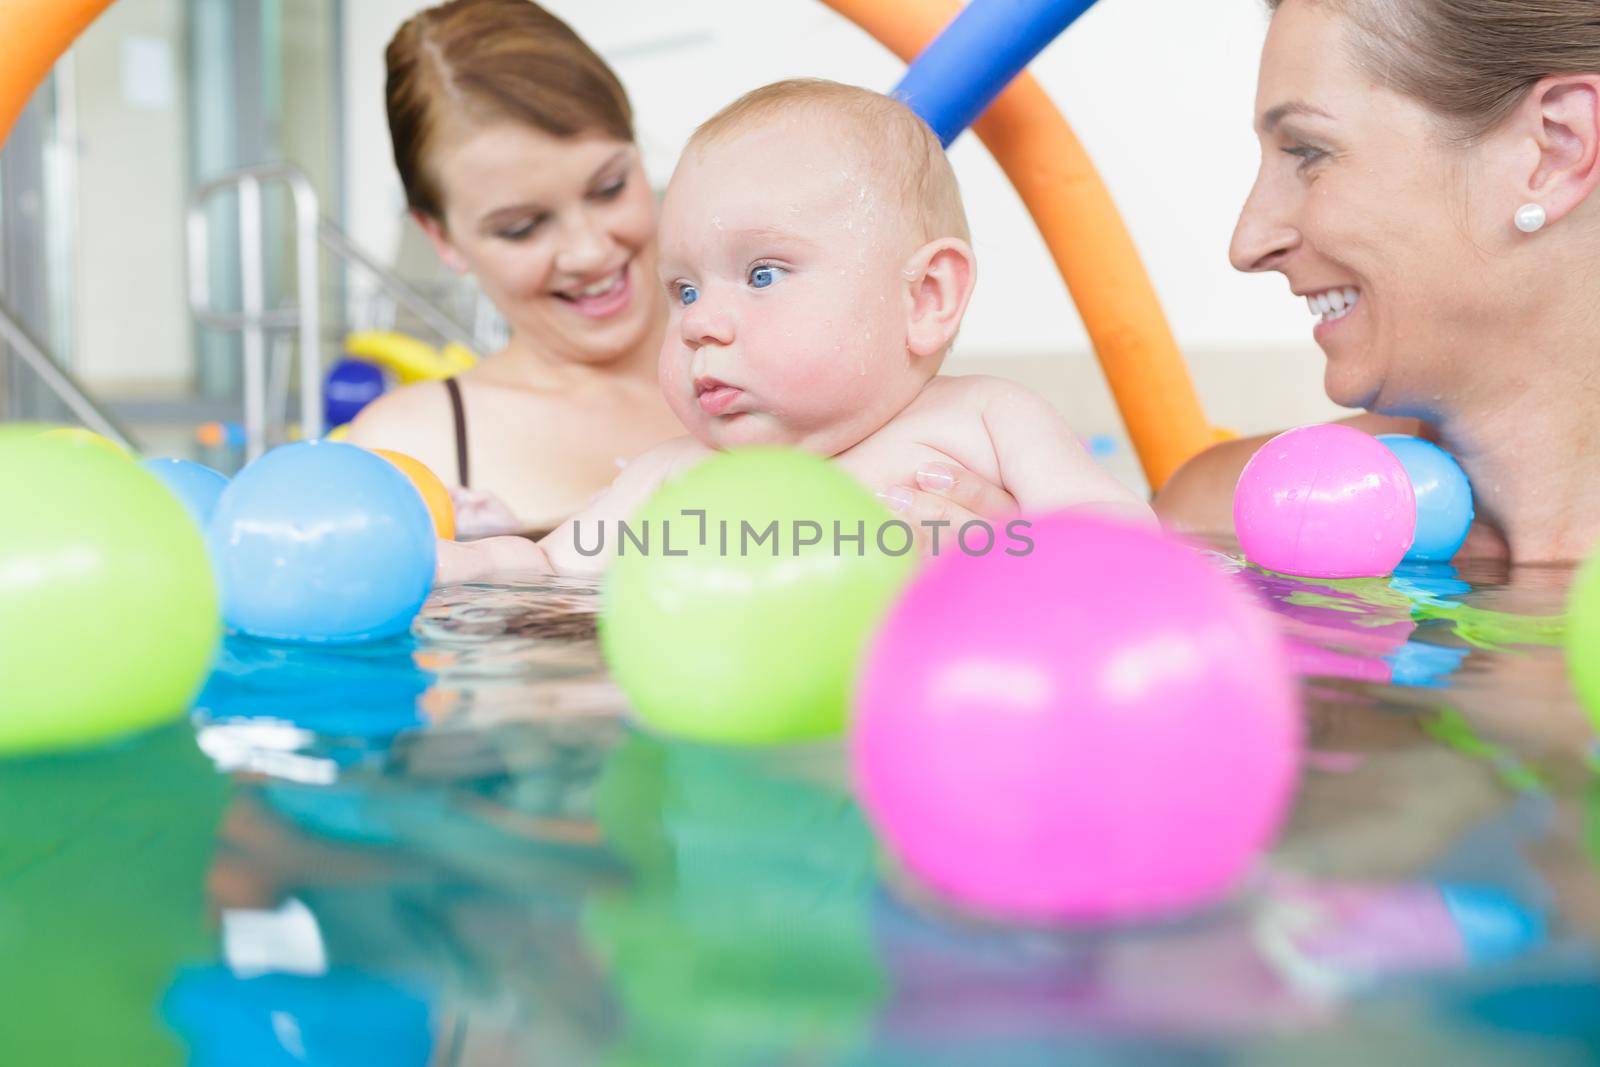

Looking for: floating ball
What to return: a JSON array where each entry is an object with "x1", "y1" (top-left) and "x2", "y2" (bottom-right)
[
  {"x1": 39, "y1": 426, "x2": 130, "y2": 457},
  {"x1": 1376, "y1": 435, "x2": 1474, "y2": 562},
  {"x1": 853, "y1": 512, "x2": 1302, "y2": 922},
  {"x1": 141, "y1": 458, "x2": 230, "y2": 530},
  {"x1": 1234, "y1": 424, "x2": 1415, "y2": 579},
  {"x1": 0, "y1": 430, "x2": 219, "y2": 754},
  {"x1": 323, "y1": 358, "x2": 387, "y2": 428},
  {"x1": 1566, "y1": 544, "x2": 1600, "y2": 732},
  {"x1": 208, "y1": 441, "x2": 436, "y2": 643},
  {"x1": 371, "y1": 448, "x2": 456, "y2": 540},
  {"x1": 600, "y1": 448, "x2": 917, "y2": 744}
]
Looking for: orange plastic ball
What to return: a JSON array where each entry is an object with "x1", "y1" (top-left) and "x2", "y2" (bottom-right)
[{"x1": 371, "y1": 449, "x2": 456, "y2": 540}]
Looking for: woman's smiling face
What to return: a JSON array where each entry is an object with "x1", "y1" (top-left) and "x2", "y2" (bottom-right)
[
  {"x1": 422, "y1": 122, "x2": 663, "y2": 366},
  {"x1": 1229, "y1": 0, "x2": 1524, "y2": 419}
]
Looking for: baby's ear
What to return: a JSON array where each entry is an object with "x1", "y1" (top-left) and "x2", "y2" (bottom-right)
[
  {"x1": 901, "y1": 238, "x2": 976, "y2": 360},
  {"x1": 413, "y1": 210, "x2": 469, "y2": 274}
]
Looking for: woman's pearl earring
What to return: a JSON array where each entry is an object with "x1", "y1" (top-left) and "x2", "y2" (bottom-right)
[{"x1": 1514, "y1": 203, "x2": 1547, "y2": 233}]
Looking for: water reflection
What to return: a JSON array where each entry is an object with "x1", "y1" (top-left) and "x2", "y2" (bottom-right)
[
  {"x1": 191, "y1": 714, "x2": 625, "y2": 1062},
  {"x1": 163, "y1": 965, "x2": 434, "y2": 1067},
  {"x1": 589, "y1": 735, "x2": 886, "y2": 1064},
  {"x1": 0, "y1": 723, "x2": 229, "y2": 1064},
  {"x1": 3, "y1": 556, "x2": 1598, "y2": 1063}
]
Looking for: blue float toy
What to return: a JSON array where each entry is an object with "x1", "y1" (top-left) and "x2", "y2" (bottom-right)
[
  {"x1": 164, "y1": 965, "x2": 434, "y2": 1067},
  {"x1": 323, "y1": 357, "x2": 388, "y2": 429},
  {"x1": 1438, "y1": 883, "x2": 1546, "y2": 965},
  {"x1": 893, "y1": 0, "x2": 1102, "y2": 146},
  {"x1": 208, "y1": 441, "x2": 436, "y2": 644},
  {"x1": 1378, "y1": 435, "x2": 1475, "y2": 562},
  {"x1": 141, "y1": 457, "x2": 230, "y2": 529}
]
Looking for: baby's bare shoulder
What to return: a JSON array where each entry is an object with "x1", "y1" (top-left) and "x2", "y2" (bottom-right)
[
  {"x1": 896, "y1": 373, "x2": 1005, "y2": 415},
  {"x1": 840, "y1": 376, "x2": 1006, "y2": 482},
  {"x1": 917, "y1": 373, "x2": 1037, "y2": 408}
]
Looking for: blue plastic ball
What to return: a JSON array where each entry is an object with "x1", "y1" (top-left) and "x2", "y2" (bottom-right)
[
  {"x1": 1377, "y1": 435, "x2": 1474, "y2": 562},
  {"x1": 324, "y1": 358, "x2": 388, "y2": 428},
  {"x1": 208, "y1": 441, "x2": 436, "y2": 643},
  {"x1": 141, "y1": 458, "x2": 230, "y2": 529}
]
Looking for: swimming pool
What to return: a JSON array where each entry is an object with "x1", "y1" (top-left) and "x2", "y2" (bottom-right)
[{"x1": 3, "y1": 554, "x2": 1597, "y2": 1064}]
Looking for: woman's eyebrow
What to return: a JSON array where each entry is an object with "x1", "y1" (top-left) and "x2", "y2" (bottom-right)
[
  {"x1": 476, "y1": 152, "x2": 632, "y2": 229},
  {"x1": 1260, "y1": 101, "x2": 1334, "y2": 133},
  {"x1": 479, "y1": 203, "x2": 547, "y2": 230},
  {"x1": 588, "y1": 148, "x2": 630, "y2": 182}
]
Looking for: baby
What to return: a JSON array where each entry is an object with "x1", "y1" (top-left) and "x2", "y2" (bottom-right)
[{"x1": 440, "y1": 78, "x2": 1149, "y2": 582}]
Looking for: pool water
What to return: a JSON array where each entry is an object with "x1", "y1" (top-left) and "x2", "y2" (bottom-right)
[{"x1": 2, "y1": 556, "x2": 1598, "y2": 1065}]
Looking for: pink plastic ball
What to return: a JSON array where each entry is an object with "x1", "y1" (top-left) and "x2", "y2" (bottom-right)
[
  {"x1": 1233, "y1": 424, "x2": 1416, "y2": 579},
  {"x1": 852, "y1": 513, "x2": 1302, "y2": 923}
]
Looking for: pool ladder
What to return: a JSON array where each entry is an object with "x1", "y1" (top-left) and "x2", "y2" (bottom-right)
[{"x1": 186, "y1": 162, "x2": 481, "y2": 461}]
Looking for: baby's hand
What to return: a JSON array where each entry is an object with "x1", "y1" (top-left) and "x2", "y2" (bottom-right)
[
  {"x1": 448, "y1": 486, "x2": 524, "y2": 540},
  {"x1": 435, "y1": 536, "x2": 553, "y2": 586}
]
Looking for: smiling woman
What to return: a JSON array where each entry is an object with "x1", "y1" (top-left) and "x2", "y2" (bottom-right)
[
  {"x1": 346, "y1": 0, "x2": 685, "y2": 538},
  {"x1": 348, "y1": 0, "x2": 1025, "y2": 544},
  {"x1": 1154, "y1": 0, "x2": 1600, "y2": 563}
]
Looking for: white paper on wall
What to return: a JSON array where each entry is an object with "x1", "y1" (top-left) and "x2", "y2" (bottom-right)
[{"x1": 121, "y1": 35, "x2": 174, "y2": 110}]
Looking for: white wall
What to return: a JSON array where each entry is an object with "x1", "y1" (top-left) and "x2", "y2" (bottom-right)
[
  {"x1": 341, "y1": 0, "x2": 1343, "y2": 450},
  {"x1": 344, "y1": 0, "x2": 1312, "y2": 341}
]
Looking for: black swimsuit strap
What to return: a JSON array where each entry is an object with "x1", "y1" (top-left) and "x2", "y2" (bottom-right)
[{"x1": 444, "y1": 376, "x2": 470, "y2": 488}]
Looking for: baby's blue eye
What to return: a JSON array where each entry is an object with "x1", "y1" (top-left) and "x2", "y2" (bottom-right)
[
  {"x1": 749, "y1": 264, "x2": 787, "y2": 289},
  {"x1": 677, "y1": 284, "x2": 699, "y2": 307}
]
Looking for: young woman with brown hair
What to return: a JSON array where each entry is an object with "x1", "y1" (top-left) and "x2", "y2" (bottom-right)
[{"x1": 347, "y1": 0, "x2": 683, "y2": 538}]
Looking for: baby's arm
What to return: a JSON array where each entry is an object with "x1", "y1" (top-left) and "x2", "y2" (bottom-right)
[
  {"x1": 982, "y1": 382, "x2": 1155, "y2": 522},
  {"x1": 436, "y1": 437, "x2": 711, "y2": 584}
]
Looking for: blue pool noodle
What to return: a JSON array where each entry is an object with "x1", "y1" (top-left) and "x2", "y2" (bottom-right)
[{"x1": 893, "y1": 0, "x2": 1103, "y2": 146}]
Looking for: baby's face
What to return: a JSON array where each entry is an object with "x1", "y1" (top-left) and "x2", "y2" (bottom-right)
[{"x1": 656, "y1": 118, "x2": 926, "y2": 454}]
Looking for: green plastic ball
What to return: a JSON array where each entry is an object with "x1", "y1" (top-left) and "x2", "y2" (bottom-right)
[
  {"x1": 1567, "y1": 545, "x2": 1600, "y2": 732},
  {"x1": 599, "y1": 448, "x2": 917, "y2": 744},
  {"x1": 0, "y1": 429, "x2": 219, "y2": 754}
]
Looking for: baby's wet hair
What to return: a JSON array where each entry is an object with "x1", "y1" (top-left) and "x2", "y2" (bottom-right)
[{"x1": 687, "y1": 78, "x2": 970, "y2": 247}]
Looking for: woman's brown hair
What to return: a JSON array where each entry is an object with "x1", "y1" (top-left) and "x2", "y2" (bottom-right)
[
  {"x1": 386, "y1": 0, "x2": 634, "y2": 220},
  {"x1": 1269, "y1": 0, "x2": 1600, "y2": 140}
]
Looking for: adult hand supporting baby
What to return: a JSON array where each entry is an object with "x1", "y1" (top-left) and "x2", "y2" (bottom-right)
[
  {"x1": 877, "y1": 462, "x2": 1019, "y2": 553},
  {"x1": 435, "y1": 536, "x2": 554, "y2": 586}
]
